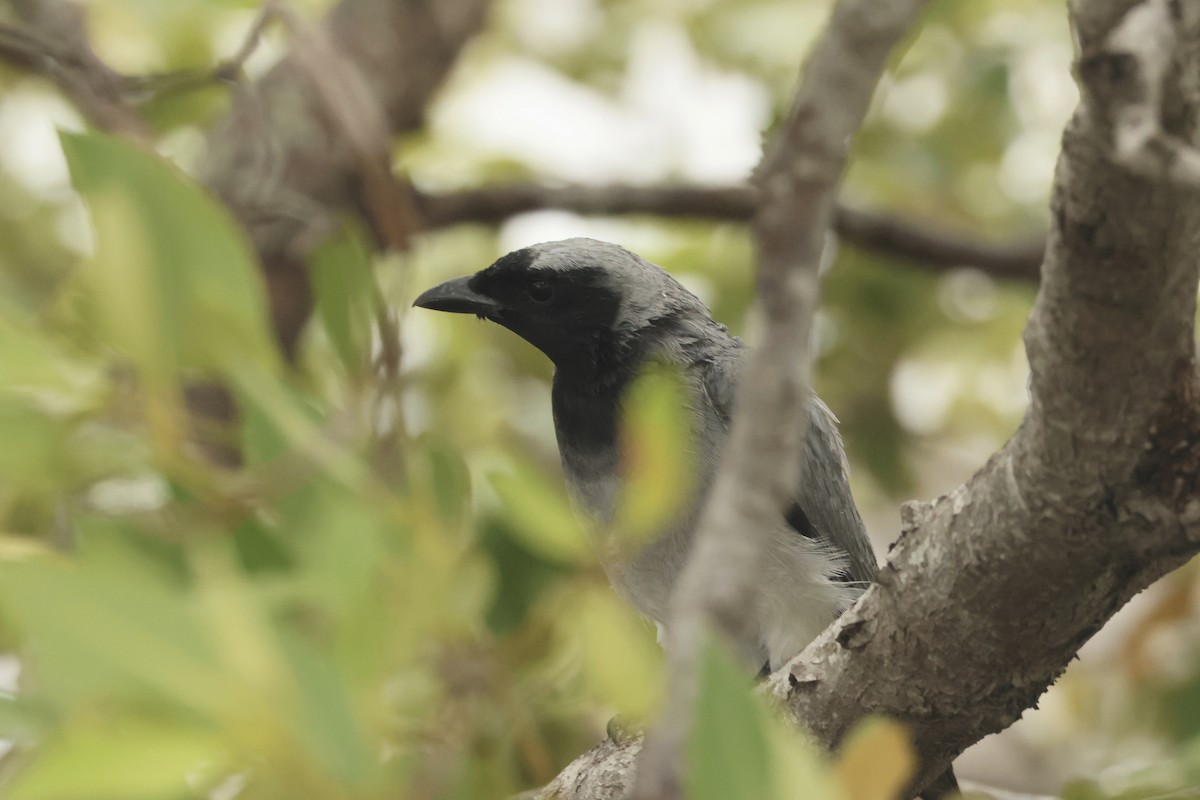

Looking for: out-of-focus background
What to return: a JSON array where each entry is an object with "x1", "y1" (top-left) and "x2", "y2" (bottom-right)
[{"x1": 1, "y1": 0, "x2": 1198, "y2": 798}]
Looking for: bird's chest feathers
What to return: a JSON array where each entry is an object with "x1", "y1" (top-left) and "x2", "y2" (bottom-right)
[
  {"x1": 551, "y1": 362, "x2": 710, "y2": 527},
  {"x1": 552, "y1": 379, "x2": 624, "y2": 522}
]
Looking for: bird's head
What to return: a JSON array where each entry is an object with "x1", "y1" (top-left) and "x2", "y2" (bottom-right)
[{"x1": 413, "y1": 238, "x2": 712, "y2": 372}]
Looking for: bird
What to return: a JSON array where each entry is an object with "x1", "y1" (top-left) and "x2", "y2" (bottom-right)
[{"x1": 413, "y1": 237, "x2": 878, "y2": 674}]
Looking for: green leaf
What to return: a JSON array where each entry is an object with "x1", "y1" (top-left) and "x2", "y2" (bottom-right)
[
  {"x1": 767, "y1": 712, "x2": 842, "y2": 800},
  {"x1": 281, "y1": 631, "x2": 376, "y2": 788},
  {"x1": 288, "y1": 483, "x2": 387, "y2": 625},
  {"x1": 308, "y1": 223, "x2": 377, "y2": 372},
  {"x1": 573, "y1": 585, "x2": 661, "y2": 717},
  {"x1": 1164, "y1": 670, "x2": 1200, "y2": 743},
  {"x1": 239, "y1": 378, "x2": 324, "y2": 466},
  {"x1": 0, "y1": 399, "x2": 72, "y2": 491},
  {"x1": 0, "y1": 306, "x2": 103, "y2": 409},
  {"x1": 0, "y1": 694, "x2": 52, "y2": 746},
  {"x1": 832, "y1": 718, "x2": 916, "y2": 800},
  {"x1": 426, "y1": 441, "x2": 472, "y2": 527},
  {"x1": 231, "y1": 517, "x2": 294, "y2": 572},
  {"x1": 59, "y1": 130, "x2": 279, "y2": 380},
  {"x1": 489, "y1": 461, "x2": 591, "y2": 565},
  {"x1": 7, "y1": 718, "x2": 230, "y2": 800},
  {"x1": 688, "y1": 636, "x2": 772, "y2": 800},
  {"x1": 615, "y1": 365, "x2": 695, "y2": 544},
  {"x1": 1182, "y1": 734, "x2": 1200, "y2": 792},
  {"x1": 233, "y1": 366, "x2": 373, "y2": 493},
  {"x1": 480, "y1": 518, "x2": 565, "y2": 635},
  {"x1": 0, "y1": 544, "x2": 229, "y2": 715}
]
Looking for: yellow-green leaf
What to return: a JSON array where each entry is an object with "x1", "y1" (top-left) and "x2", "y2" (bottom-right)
[
  {"x1": 7, "y1": 718, "x2": 231, "y2": 800},
  {"x1": 60, "y1": 130, "x2": 280, "y2": 379},
  {"x1": 0, "y1": 547, "x2": 229, "y2": 716},
  {"x1": 615, "y1": 366, "x2": 695, "y2": 544},
  {"x1": 308, "y1": 222, "x2": 377, "y2": 373},
  {"x1": 768, "y1": 713, "x2": 844, "y2": 800},
  {"x1": 573, "y1": 585, "x2": 662, "y2": 717},
  {"x1": 832, "y1": 717, "x2": 917, "y2": 800},
  {"x1": 0, "y1": 306, "x2": 103, "y2": 409},
  {"x1": 489, "y1": 461, "x2": 591, "y2": 565},
  {"x1": 688, "y1": 635, "x2": 772, "y2": 800}
]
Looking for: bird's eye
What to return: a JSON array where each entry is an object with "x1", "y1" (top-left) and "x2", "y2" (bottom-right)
[{"x1": 527, "y1": 280, "x2": 554, "y2": 303}]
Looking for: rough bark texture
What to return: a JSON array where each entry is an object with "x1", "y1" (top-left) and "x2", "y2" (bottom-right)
[{"x1": 778, "y1": 75, "x2": 1200, "y2": 785}]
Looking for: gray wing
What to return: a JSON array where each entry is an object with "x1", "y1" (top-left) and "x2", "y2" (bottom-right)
[
  {"x1": 698, "y1": 350, "x2": 878, "y2": 586},
  {"x1": 793, "y1": 398, "x2": 878, "y2": 585}
]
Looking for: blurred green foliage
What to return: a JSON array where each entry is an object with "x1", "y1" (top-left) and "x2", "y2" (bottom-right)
[{"x1": 0, "y1": 0, "x2": 1198, "y2": 798}]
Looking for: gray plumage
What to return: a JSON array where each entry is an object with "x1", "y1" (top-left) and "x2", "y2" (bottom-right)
[{"x1": 414, "y1": 238, "x2": 877, "y2": 671}]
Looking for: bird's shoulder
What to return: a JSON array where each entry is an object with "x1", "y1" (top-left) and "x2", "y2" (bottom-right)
[{"x1": 683, "y1": 329, "x2": 745, "y2": 427}]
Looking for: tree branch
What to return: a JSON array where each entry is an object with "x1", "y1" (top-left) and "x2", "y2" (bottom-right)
[
  {"x1": 117, "y1": 1, "x2": 281, "y2": 102},
  {"x1": 1077, "y1": 0, "x2": 1200, "y2": 185},
  {"x1": 629, "y1": 0, "x2": 933, "y2": 797},
  {"x1": 0, "y1": 0, "x2": 280, "y2": 118},
  {"x1": 540, "y1": 0, "x2": 1200, "y2": 795},
  {"x1": 420, "y1": 184, "x2": 1045, "y2": 281},
  {"x1": 834, "y1": 204, "x2": 1044, "y2": 281}
]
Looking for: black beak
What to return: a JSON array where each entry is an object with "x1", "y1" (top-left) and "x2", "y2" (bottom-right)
[{"x1": 412, "y1": 275, "x2": 500, "y2": 316}]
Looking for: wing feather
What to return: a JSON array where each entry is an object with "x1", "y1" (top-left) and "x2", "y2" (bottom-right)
[{"x1": 697, "y1": 352, "x2": 878, "y2": 586}]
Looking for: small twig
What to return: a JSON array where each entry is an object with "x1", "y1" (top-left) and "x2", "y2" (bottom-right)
[
  {"x1": 0, "y1": 0, "x2": 289, "y2": 122},
  {"x1": 120, "y1": 0, "x2": 284, "y2": 103},
  {"x1": 3, "y1": 0, "x2": 149, "y2": 138},
  {"x1": 224, "y1": 0, "x2": 284, "y2": 77},
  {"x1": 368, "y1": 283, "x2": 407, "y2": 482}
]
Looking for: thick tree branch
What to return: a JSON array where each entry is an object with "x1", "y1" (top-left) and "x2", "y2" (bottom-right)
[
  {"x1": 541, "y1": 0, "x2": 1200, "y2": 796},
  {"x1": 629, "y1": 0, "x2": 933, "y2": 797},
  {"x1": 420, "y1": 184, "x2": 1045, "y2": 281},
  {"x1": 1077, "y1": 0, "x2": 1200, "y2": 185},
  {"x1": 770, "y1": 0, "x2": 1200, "y2": 792}
]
